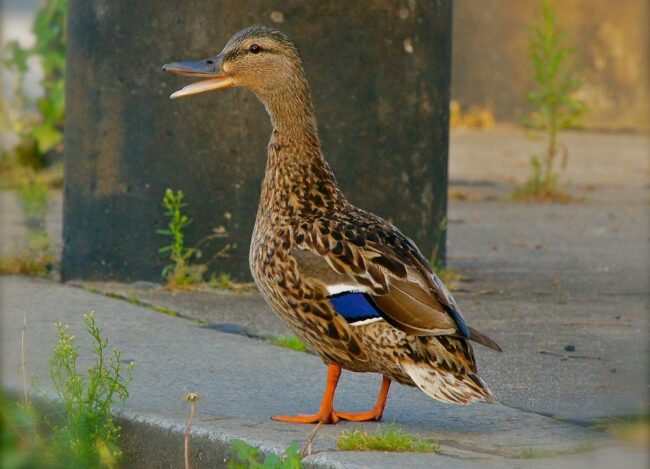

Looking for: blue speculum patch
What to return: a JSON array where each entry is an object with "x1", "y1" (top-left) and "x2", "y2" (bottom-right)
[{"x1": 329, "y1": 292, "x2": 383, "y2": 323}]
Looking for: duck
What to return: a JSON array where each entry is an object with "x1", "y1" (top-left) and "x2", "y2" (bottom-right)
[{"x1": 163, "y1": 25, "x2": 501, "y2": 424}]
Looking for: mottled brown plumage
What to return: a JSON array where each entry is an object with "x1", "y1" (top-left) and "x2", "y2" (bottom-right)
[{"x1": 165, "y1": 25, "x2": 501, "y2": 422}]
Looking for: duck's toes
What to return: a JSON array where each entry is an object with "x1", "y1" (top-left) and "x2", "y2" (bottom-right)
[
  {"x1": 332, "y1": 408, "x2": 384, "y2": 422},
  {"x1": 272, "y1": 411, "x2": 339, "y2": 424}
]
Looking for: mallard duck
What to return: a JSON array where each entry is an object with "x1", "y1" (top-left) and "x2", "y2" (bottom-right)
[{"x1": 163, "y1": 25, "x2": 501, "y2": 424}]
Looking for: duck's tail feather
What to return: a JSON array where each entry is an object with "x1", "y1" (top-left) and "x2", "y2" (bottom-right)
[
  {"x1": 468, "y1": 326, "x2": 503, "y2": 352},
  {"x1": 402, "y1": 334, "x2": 496, "y2": 404},
  {"x1": 403, "y1": 362, "x2": 495, "y2": 404}
]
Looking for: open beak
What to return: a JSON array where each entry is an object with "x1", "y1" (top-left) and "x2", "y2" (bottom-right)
[{"x1": 162, "y1": 54, "x2": 234, "y2": 99}]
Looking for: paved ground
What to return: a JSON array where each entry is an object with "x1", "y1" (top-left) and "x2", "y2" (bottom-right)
[
  {"x1": 449, "y1": 128, "x2": 648, "y2": 197},
  {"x1": 1, "y1": 128, "x2": 648, "y2": 467}
]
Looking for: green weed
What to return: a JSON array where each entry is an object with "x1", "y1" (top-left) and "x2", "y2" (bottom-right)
[
  {"x1": 336, "y1": 423, "x2": 439, "y2": 452},
  {"x1": 0, "y1": 177, "x2": 54, "y2": 277},
  {"x1": 18, "y1": 179, "x2": 49, "y2": 227},
  {"x1": 449, "y1": 100, "x2": 495, "y2": 129},
  {"x1": 0, "y1": 251, "x2": 55, "y2": 277},
  {"x1": 435, "y1": 268, "x2": 463, "y2": 291},
  {"x1": 207, "y1": 273, "x2": 257, "y2": 293},
  {"x1": 0, "y1": 311, "x2": 133, "y2": 468},
  {"x1": 229, "y1": 439, "x2": 303, "y2": 469},
  {"x1": 518, "y1": 447, "x2": 556, "y2": 459},
  {"x1": 0, "y1": 394, "x2": 41, "y2": 469},
  {"x1": 46, "y1": 311, "x2": 134, "y2": 467},
  {"x1": 0, "y1": 164, "x2": 64, "y2": 190},
  {"x1": 514, "y1": 0, "x2": 587, "y2": 201},
  {"x1": 272, "y1": 336, "x2": 308, "y2": 353},
  {"x1": 157, "y1": 189, "x2": 206, "y2": 288},
  {"x1": 2, "y1": 0, "x2": 67, "y2": 169}
]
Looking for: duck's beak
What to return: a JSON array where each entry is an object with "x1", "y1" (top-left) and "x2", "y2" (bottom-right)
[{"x1": 162, "y1": 54, "x2": 234, "y2": 99}]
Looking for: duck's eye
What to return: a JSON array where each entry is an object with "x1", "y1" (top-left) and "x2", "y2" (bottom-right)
[{"x1": 249, "y1": 44, "x2": 261, "y2": 54}]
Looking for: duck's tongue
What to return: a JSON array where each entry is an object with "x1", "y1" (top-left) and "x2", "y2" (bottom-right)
[
  {"x1": 163, "y1": 56, "x2": 233, "y2": 99},
  {"x1": 170, "y1": 77, "x2": 234, "y2": 99}
]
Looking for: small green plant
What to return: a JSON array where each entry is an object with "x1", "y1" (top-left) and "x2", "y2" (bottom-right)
[
  {"x1": 46, "y1": 311, "x2": 134, "y2": 467},
  {"x1": 19, "y1": 178, "x2": 51, "y2": 253},
  {"x1": 0, "y1": 177, "x2": 54, "y2": 277},
  {"x1": 0, "y1": 312, "x2": 133, "y2": 469},
  {"x1": 229, "y1": 439, "x2": 303, "y2": 469},
  {"x1": 207, "y1": 273, "x2": 257, "y2": 293},
  {"x1": 272, "y1": 336, "x2": 308, "y2": 353},
  {"x1": 209, "y1": 272, "x2": 235, "y2": 289},
  {"x1": 157, "y1": 189, "x2": 206, "y2": 288},
  {"x1": 2, "y1": 0, "x2": 67, "y2": 169},
  {"x1": 0, "y1": 394, "x2": 41, "y2": 469},
  {"x1": 336, "y1": 424, "x2": 439, "y2": 452},
  {"x1": 515, "y1": 0, "x2": 586, "y2": 201},
  {"x1": 18, "y1": 178, "x2": 49, "y2": 227}
]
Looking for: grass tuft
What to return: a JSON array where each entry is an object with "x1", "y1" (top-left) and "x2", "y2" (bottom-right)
[
  {"x1": 0, "y1": 163, "x2": 64, "y2": 190},
  {"x1": 207, "y1": 273, "x2": 257, "y2": 293},
  {"x1": 336, "y1": 424, "x2": 439, "y2": 453},
  {"x1": 0, "y1": 250, "x2": 55, "y2": 276},
  {"x1": 431, "y1": 263, "x2": 464, "y2": 291},
  {"x1": 272, "y1": 336, "x2": 308, "y2": 353},
  {"x1": 593, "y1": 416, "x2": 650, "y2": 446},
  {"x1": 450, "y1": 100, "x2": 495, "y2": 129},
  {"x1": 517, "y1": 440, "x2": 595, "y2": 459},
  {"x1": 0, "y1": 176, "x2": 56, "y2": 277}
]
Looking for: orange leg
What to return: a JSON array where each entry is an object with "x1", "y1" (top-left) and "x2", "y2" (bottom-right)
[
  {"x1": 272, "y1": 363, "x2": 342, "y2": 424},
  {"x1": 334, "y1": 375, "x2": 392, "y2": 422},
  {"x1": 272, "y1": 366, "x2": 392, "y2": 424}
]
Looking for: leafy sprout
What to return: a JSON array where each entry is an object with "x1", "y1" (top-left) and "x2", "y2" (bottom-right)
[{"x1": 515, "y1": 0, "x2": 587, "y2": 201}]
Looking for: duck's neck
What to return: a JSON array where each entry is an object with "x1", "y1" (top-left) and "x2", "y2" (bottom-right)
[
  {"x1": 263, "y1": 79, "x2": 319, "y2": 142},
  {"x1": 257, "y1": 76, "x2": 344, "y2": 218}
]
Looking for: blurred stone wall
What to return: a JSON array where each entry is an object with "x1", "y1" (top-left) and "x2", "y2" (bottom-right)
[
  {"x1": 62, "y1": 1, "x2": 452, "y2": 282},
  {"x1": 452, "y1": 0, "x2": 649, "y2": 131}
]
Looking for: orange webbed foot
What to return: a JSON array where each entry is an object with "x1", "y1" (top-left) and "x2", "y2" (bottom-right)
[
  {"x1": 331, "y1": 408, "x2": 384, "y2": 422},
  {"x1": 333, "y1": 375, "x2": 391, "y2": 422},
  {"x1": 272, "y1": 368, "x2": 392, "y2": 425},
  {"x1": 272, "y1": 411, "x2": 340, "y2": 424}
]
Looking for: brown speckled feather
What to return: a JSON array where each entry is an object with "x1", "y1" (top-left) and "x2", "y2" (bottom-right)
[{"x1": 289, "y1": 211, "x2": 464, "y2": 336}]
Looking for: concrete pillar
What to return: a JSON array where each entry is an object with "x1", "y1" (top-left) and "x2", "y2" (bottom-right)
[{"x1": 62, "y1": 0, "x2": 452, "y2": 281}]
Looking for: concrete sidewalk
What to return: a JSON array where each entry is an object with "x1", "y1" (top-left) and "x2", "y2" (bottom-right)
[{"x1": 1, "y1": 275, "x2": 646, "y2": 468}]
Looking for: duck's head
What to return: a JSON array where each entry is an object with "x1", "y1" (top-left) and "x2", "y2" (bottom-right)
[{"x1": 163, "y1": 25, "x2": 304, "y2": 100}]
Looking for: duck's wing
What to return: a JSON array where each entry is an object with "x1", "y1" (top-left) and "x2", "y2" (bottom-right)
[{"x1": 290, "y1": 210, "x2": 501, "y2": 351}]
